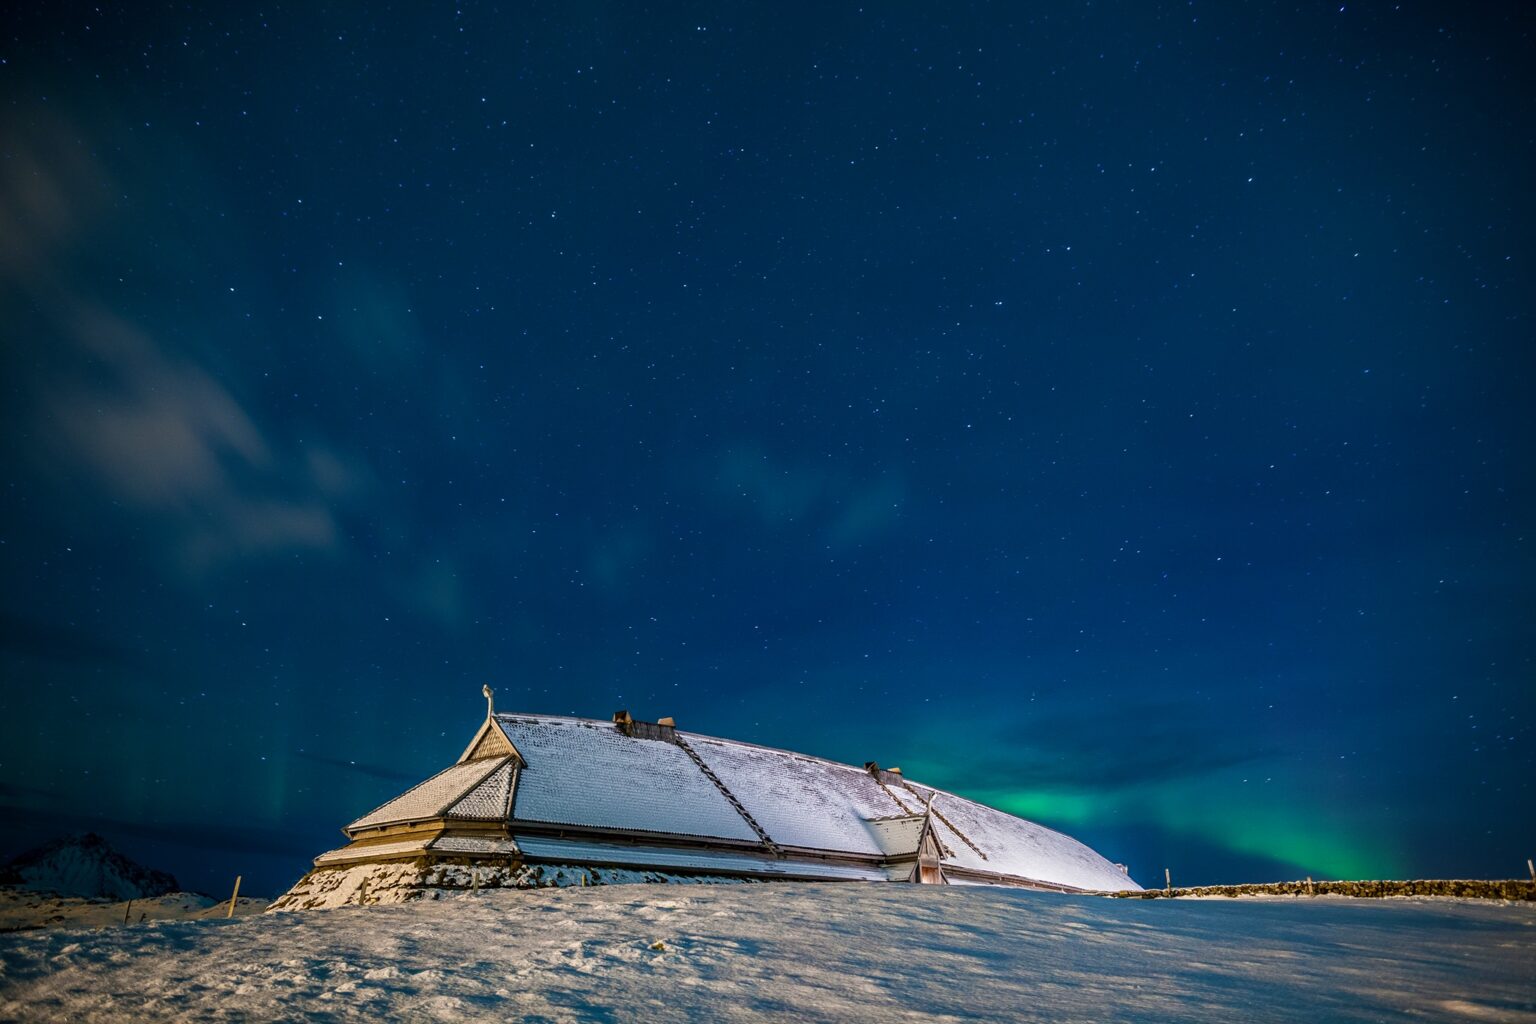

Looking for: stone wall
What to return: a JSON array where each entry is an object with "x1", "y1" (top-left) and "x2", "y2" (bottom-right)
[
  {"x1": 268, "y1": 858, "x2": 755, "y2": 911},
  {"x1": 1109, "y1": 879, "x2": 1536, "y2": 901}
]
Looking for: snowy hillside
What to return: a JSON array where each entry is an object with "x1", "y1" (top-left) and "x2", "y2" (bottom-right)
[
  {"x1": 0, "y1": 889, "x2": 268, "y2": 933},
  {"x1": 0, "y1": 835, "x2": 178, "y2": 901},
  {"x1": 2, "y1": 884, "x2": 1533, "y2": 1022}
]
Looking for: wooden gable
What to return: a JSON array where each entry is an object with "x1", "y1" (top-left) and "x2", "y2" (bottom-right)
[
  {"x1": 458, "y1": 717, "x2": 521, "y2": 764},
  {"x1": 912, "y1": 811, "x2": 948, "y2": 884}
]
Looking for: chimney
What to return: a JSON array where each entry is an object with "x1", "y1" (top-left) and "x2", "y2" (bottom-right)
[{"x1": 612, "y1": 711, "x2": 680, "y2": 743}]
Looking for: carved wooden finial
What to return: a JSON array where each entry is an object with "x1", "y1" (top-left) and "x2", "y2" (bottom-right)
[{"x1": 482, "y1": 684, "x2": 495, "y2": 719}]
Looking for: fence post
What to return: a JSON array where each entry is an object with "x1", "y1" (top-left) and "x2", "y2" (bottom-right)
[
  {"x1": 226, "y1": 875, "x2": 242, "y2": 919},
  {"x1": 1164, "y1": 868, "x2": 1171, "y2": 895}
]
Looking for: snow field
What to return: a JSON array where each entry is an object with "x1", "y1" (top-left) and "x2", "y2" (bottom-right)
[
  {"x1": 0, "y1": 889, "x2": 269, "y2": 933},
  {"x1": 2, "y1": 883, "x2": 1533, "y2": 1022}
]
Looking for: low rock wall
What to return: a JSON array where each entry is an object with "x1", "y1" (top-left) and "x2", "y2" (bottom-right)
[
  {"x1": 1109, "y1": 879, "x2": 1536, "y2": 901},
  {"x1": 268, "y1": 858, "x2": 753, "y2": 911}
]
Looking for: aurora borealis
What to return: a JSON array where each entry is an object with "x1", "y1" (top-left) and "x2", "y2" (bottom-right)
[{"x1": 1, "y1": 3, "x2": 1532, "y2": 897}]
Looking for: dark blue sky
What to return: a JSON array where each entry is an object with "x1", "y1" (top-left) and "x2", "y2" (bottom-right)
[{"x1": 1, "y1": 2, "x2": 1532, "y2": 897}]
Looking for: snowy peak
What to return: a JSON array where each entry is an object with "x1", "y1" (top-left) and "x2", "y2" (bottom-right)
[{"x1": 0, "y1": 833, "x2": 179, "y2": 900}]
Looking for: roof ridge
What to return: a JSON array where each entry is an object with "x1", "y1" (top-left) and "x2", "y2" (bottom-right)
[{"x1": 492, "y1": 711, "x2": 887, "y2": 780}]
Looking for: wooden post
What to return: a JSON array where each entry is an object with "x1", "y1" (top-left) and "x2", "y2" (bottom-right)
[
  {"x1": 123, "y1": 899, "x2": 133, "y2": 926},
  {"x1": 1164, "y1": 868, "x2": 1171, "y2": 894},
  {"x1": 226, "y1": 875, "x2": 242, "y2": 919},
  {"x1": 1307, "y1": 876, "x2": 1315, "y2": 896},
  {"x1": 1527, "y1": 858, "x2": 1534, "y2": 884},
  {"x1": 358, "y1": 877, "x2": 368, "y2": 905}
]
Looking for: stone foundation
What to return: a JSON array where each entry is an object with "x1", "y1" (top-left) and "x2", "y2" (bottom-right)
[{"x1": 268, "y1": 858, "x2": 754, "y2": 911}]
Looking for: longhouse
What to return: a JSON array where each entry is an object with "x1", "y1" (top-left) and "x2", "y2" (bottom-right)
[{"x1": 273, "y1": 696, "x2": 1138, "y2": 908}]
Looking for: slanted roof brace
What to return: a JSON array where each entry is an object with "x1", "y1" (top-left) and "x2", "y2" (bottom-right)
[
  {"x1": 899, "y1": 779, "x2": 986, "y2": 861},
  {"x1": 866, "y1": 761, "x2": 919, "y2": 817},
  {"x1": 673, "y1": 731, "x2": 783, "y2": 857}
]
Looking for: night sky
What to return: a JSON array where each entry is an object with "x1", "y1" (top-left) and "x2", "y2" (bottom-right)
[{"x1": 2, "y1": 2, "x2": 1533, "y2": 898}]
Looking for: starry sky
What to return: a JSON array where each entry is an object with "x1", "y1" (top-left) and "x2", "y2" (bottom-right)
[{"x1": 2, "y1": 2, "x2": 1533, "y2": 898}]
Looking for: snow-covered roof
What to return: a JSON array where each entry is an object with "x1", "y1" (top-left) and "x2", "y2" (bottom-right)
[
  {"x1": 863, "y1": 815, "x2": 928, "y2": 857},
  {"x1": 686, "y1": 736, "x2": 904, "y2": 855},
  {"x1": 316, "y1": 839, "x2": 433, "y2": 865},
  {"x1": 495, "y1": 716, "x2": 760, "y2": 842},
  {"x1": 897, "y1": 779, "x2": 1136, "y2": 892},
  {"x1": 337, "y1": 712, "x2": 1137, "y2": 890},
  {"x1": 316, "y1": 835, "x2": 523, "y2": 866},
  {"x1": 444, "y1": 759, "x2": 517, "y2": 820},
  {"x1": 349, "y1": 756, "x2": 512, "y2": 831},
  {"x1": 427, "y1": 836, "x2": 521, "y2": 857},
  {"x1": 498, "y1": 713, "x2": 1134, "y2": 889}
]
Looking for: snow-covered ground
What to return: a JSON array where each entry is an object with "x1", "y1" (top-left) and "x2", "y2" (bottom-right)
[
  {"x1": 2, "y1": 883, "x2": 1533, "y2": 1022},
  {"x1": 0, "y1": 888, "x2": 269, "y2": 933}
]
